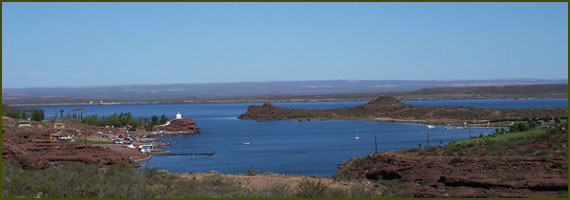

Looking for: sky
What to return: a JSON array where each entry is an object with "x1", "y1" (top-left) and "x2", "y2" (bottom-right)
[{"x1": 2, "y1": 2, "x2": 568, "y2": 88}]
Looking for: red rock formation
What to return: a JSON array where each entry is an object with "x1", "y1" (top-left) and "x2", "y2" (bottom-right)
[{"x1": 154, "y1": 118, "x2": 201, "y2": 135}]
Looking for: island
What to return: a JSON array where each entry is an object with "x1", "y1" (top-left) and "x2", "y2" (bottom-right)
[
  {"x1": 238, "y1": 96, "x2": 568, "y2": 125},
  {"x1": 154, "y1": 112, "x2": 201, "y2": 134}
]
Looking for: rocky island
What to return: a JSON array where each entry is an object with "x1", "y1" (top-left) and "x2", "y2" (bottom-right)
[
  {"x1": 238, "y1": 97, "x2": 568, "y2": 125},
  {"x1": 154, "y1": 112, "x2": 201, "y2": 134}
]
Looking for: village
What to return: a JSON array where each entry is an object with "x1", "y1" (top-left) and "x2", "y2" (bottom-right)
[{"x1": 2, "y1": 112, "x2": 202, "y2": 169}]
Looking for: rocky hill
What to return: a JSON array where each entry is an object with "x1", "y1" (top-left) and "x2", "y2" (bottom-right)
[
  {"x1": 238, "y1": 97, "x2": 568, "y2": 125},
  {"x1": 334, "y1": 123, "x2": 568, "y2": 198},
  {"x1": 154, "y1": 118, "x2": 201, "y2": 135},
  {"x1": 1, "y1": 117, "x2": 135, "y2": 169}
]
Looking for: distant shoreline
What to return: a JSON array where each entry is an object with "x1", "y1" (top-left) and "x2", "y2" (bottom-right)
[
  {"x1": 237, "y1": 97, "x2": 569, "y2": 126},
  {"x1": 7, "y1": 84, "x2": 568, "y2": 107},
  {"x1": 11, "y1": 97, "x2": 569, "y2": 107}
]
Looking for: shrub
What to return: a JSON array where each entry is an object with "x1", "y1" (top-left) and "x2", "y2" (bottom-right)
[
  {"x1": 245, "y1": 169, "x2": 257, "y2": 176},
  {"x1": 295, "y1": 178, "x2": 328, "y2": 198},
  {"x1": 260, "y1": 182, "x2": 292, "y2": 198},
  {"x1": 332, "y1": 169, "x2": 361, "y2": 181},
  {"x1": 500, "y1": 173, "x2": 527, "y2": 181},
  {"x1": 448, "y1": 157, "x2": 463, "y2": 165},
  {"x1": 551, "y1": 162, "x2": 563, "y2": 168}
]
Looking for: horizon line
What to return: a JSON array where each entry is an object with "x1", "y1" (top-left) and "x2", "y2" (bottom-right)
[{"x1": 2, "y1": 78, "x2": 568, "y2": 90}]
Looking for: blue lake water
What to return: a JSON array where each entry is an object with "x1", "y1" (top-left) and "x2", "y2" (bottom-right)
[{"x1": 24, "y1": 98, "x2": 567, "y2": 177}]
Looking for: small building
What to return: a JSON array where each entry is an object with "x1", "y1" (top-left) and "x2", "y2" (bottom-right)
[
  {"x1": 18, "y1": 121, "x2": 32, "y2": 127},
  {"x1": 52, "y1": 131, "x2": 75, "y2": 140},
  {"x1": 54, "y1": 123, "x2": 65, "y2": 129}
]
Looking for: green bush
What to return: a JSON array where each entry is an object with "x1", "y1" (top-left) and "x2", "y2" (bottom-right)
[{"x1": 332, "y1": 169, "x2": 361, "y2": 181}]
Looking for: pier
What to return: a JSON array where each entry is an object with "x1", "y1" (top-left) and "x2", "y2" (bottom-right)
[{"x1": 152, "y1": 152, "x2": 215, "y2": 156}]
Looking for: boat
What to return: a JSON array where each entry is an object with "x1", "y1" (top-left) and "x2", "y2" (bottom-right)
[
  {"x1": 427, "y1": 125, "x2": 436, "y2": 129},
  {"x1": 138, "y1": 144, "x2": 154, "y2": 153},
  {"x1": 354, "y1": 127, "x2": 360, "y2": 140},
  {"x1": 243, "y1": 142, "x2": 251, "y2": 145}
]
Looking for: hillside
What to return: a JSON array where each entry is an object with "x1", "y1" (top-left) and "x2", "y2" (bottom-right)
[
  {"x1": 238, "y1": 96, "x2": 568, "y2": 125},
  {"x1": 334, "y1": 123, "x2": 568, "y2": 198}
]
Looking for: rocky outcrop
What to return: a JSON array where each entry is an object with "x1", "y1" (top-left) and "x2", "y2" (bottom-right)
[
  {"x1": 438, "y1": 176, "x2": 568, "y2": 191},
  {"x1": 238, "y1": 96, "x2": 568, "y2": 125},
  {"x1": 334, "y1": 123, "x2": 569, "y2": 198},
  {"x1": 365, "y1": 167, "x2": 402, "y2": 180},
  {"x1": 154, "y1": 118, "x2": 201, "y2": 135}
]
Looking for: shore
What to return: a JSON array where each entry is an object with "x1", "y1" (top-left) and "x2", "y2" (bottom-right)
[
  {"x1": 10, "y1": 96, "x2": 568, "y2": 107},
  {"x1": 5, "y1": 83, "x2": 568, "y2": 106},
  {"x1": 238, "y1": 97, "x2": 568, "y2": 126}
]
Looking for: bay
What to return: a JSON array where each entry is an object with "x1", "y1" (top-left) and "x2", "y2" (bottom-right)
[{"x1": 24, "y1": 98, "x2": 567, "y2": 176}]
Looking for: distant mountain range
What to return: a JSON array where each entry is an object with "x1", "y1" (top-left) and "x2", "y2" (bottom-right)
[{"x1": 2, "y1": 79, "x2": 567, "y2": 105}]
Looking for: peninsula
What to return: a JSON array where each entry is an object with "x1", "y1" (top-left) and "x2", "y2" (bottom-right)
[{"x1": 238, "y1": 97, "x2": 568, "y2": 125}]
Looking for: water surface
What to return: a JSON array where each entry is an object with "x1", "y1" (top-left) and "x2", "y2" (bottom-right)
[{"x1": 25, "y1": 98, "x2": 567, "y2": 176}]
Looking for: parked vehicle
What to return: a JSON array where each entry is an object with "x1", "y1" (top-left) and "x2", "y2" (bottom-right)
[
  {"x1": 123, "y1": 142, "x2": 136, "y2": 149},
  {"x1": 112, "y1": 139, "x2": 124, "y2": 144}
]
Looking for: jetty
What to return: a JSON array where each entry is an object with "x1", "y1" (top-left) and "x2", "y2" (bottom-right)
[{"x1": 156, "y1": 152, "x2": 215, "y2": 156}]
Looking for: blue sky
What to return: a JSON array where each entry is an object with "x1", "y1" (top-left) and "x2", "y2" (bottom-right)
[{"x1": 2, "y1": 2, "x2": 568, "y2": 88}]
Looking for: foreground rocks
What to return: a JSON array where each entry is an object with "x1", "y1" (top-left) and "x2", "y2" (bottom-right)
[{"x1": 335, "y1": 123, "x2": 568, "y2": 198}]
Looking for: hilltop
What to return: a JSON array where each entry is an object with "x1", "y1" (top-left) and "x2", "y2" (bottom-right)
[{"x1": 238, "y1": 96, "x2": 568, "y2": 125}]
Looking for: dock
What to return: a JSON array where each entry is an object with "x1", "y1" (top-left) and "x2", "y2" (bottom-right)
[{"x1": 155, "y1": 152, "x2": 215, "y2": 156}]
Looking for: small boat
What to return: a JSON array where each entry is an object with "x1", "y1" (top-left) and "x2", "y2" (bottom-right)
[
  {"x1": 243, "y1": 142, "x2": 251, "y2": 145},
  {"x1": 427, "y1": 125, "x2": 436, "y2": 129},
  {"x1": 353, "y1": 136, "x2": 360, "y2": 140}
]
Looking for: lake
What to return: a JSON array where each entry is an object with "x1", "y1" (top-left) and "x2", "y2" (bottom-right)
[{"x1": 25, "y1": 98, "x2": 567, "y2": 177}]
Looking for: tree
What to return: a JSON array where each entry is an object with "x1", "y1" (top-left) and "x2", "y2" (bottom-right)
[
  {"x1": 59, "y1": 110, "x2": 65, "y2": 120},
  {"x1": 159, "y1": 114, "x2": 168, "y2": 124},
  {"x1": 31, "y1": 110, "x2": 44, "y2": 121},
  {"x1": 150, "y1": 115, "x2": 159, "y2": 130}
]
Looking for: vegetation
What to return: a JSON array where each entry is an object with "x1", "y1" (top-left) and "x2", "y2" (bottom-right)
[
  {"x1": 79, "y1": 112, "x2": 167, "y2": 130},
  {"x1": 2, "y1": 162, "x2": 379, "y2": 198},
  {"x1": 295, "y1": 178, "x2": 328, "y2": 198},
  {"x1": 1, "y1": 104, "x2": 44, "y2": 121},
  {"x1": 433, "y1": 124, "x2": 567, "y2": 158}
]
